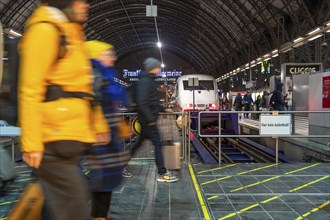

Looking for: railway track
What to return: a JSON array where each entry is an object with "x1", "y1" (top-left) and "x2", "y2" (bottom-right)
[{"x1": 199, "y1": 137, "x2": 278, "y2": 163}]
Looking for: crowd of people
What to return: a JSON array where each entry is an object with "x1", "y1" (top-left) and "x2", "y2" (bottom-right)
[
  {"x1": 220, "y1": 82, "x2": 293, "y2": 120},
  {"x1": 18, "y1": 1, "x2": 177, "y2": 220}
]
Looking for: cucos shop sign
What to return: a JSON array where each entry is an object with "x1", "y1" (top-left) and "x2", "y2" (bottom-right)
[{"x1": 285, "y1": 63, "x2": 322, "y2": 75}]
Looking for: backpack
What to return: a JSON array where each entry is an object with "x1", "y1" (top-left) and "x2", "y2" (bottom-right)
[{"x1": 0, "y1": 22, "x2": 67, "y2": 125}]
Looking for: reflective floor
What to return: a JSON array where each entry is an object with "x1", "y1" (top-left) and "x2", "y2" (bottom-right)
[{"x1": 1, "y1": 161, "x2": 330, "y2": 220}]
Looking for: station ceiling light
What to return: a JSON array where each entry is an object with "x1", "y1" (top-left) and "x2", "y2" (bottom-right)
[{"x1": 308, "y1": 34, "x2": 323, "y2": 41}]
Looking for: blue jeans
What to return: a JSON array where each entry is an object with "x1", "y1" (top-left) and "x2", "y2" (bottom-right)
[{"x1": 130, "y1": 121, "x2": 167, "y2": 175}]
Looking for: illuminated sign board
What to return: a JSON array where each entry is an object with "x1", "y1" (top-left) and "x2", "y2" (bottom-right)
[
  {"x1": 122, "y1": 69, "x2": 182, "y2": 82},
  {"x1": 284, "y1": 63, "x2": 322, "y2": 75}
]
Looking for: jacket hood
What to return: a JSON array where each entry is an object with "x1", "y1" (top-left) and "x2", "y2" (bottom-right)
[
  {"x1": 276, "y1": 82, "x2": 284, "y2": 90},
  {"x1": 26, "y1": 6, "x2": 69, "y2": 27}
]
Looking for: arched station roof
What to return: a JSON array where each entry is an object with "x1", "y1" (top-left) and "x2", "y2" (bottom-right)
[{"x1": 1, "y1": 0, "x2": 329, "y2": 77}]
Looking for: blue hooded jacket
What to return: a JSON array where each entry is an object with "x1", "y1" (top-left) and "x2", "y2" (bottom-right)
[{"x1": 91, "y1": 59, "x2": 126, "y2": 112}]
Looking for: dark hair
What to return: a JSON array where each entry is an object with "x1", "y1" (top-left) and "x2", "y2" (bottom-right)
[{"x1": 40, "y1": 0, "x2": 72, "y2": 9}]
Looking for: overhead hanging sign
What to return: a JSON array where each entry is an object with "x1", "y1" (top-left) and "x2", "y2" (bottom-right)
[
  {"x1": 122, "y1": 69, "x2": 182, "y2": 82},
  {"x1": 259, "y1": 115, "x2": 292, "y2": 136}
]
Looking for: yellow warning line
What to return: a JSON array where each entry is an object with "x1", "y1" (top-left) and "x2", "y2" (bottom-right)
[
  {"x1": 0, "y1": 200, "x2": 19, "y2": 206},
  {"x1": 218, "y1": 175, "x2": 329, "y2": 220},
  {"x1": 229, "y1": 163, "x2": 321, "y2": 193},
  {"x1": 236, "y1": 163, "x2": 280, "y2": 175},
  {"x1": 197, "y1": 164, "x2": 237, "y2": 174},
  {"x1": 15, "y1": 165, "x2": 27, "y2": 168},
  {"x1": 202, "y1": 176, "x2": 231, "y2": 185},
  {"x1": 285, "y1": 163, "x2": 320, "y2": 175},
  {"x1": 201, "y1": 163, "x2": 280, "y2": 186},
  {"x1": 296, "y1": 200, "x2": 330, "y2": 220},
  {"x1": 188, "y1": 164, "x2": 211, "y2": 220},
  {"x1": 15, "y1": 178, "x2": 33, "y2": 182},
  {"x1": 17, "y1": 170, "x2": 31, "y2": 174},
  {"x1": 207, "y1": 195, "x2": 218, "y2": 200},
  {"x1": 289, "y1": 176, "x2": 329, "y2": 192},
  {"x1": 230, "y1": 176, "x2": 281, "y2": 192},
  {"x1": 218, "y1": 203, "x2": 260, "y2": 220},
  {"x1": 260, "y1": 196, "x2": 279, "y2": 203}
]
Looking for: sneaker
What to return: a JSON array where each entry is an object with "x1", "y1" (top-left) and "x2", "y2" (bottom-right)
[
  {"x1": 122, "y1": 168, "x2": 133, "y2": 178},
  {"x1": 157, "y1": 173, "x2": 178, "y2": 183}
]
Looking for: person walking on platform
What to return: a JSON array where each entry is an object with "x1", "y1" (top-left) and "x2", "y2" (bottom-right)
[
  {"x1": 233, "y1": 93, "x2": 243, "y2": 119},
  {"x1": 18, "y1": 1, "x2": 110, "y2": 220},
  {"x1": 243, "y1": 91, "x2": 254, "y2": 118},
  {"x1": 84, "y1": 40, "x2": 132, "y2": 220},
  {"x1": 130, "y1": 57, "x2": 178, "y2": 183},
  {"x1": 271, "y1": 82, "x2": 286, "y2": 111},
  {"x1": 285, "y1": 86, "x2": 293, "y2": 111},
  {"x1": 255, "y1": 95, "x2": 261, "y2": 120},
  {"x1": 260, "y1": 90, "x2": 269, "y2": 111}
]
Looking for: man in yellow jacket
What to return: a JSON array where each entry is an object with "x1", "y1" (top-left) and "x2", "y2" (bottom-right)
[{"x1": 18, "y1": 0, "x2": 110, "y2": 219}]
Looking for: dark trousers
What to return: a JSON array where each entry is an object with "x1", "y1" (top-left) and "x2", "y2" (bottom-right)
[
  {"x1": 37, "y1": 141, "x2": 90, "y2": 220},
  {"x1": 130, "y1": 122, "x2": 167, "y2": 175},
  {"x1": 91, "y1": 192, "x2": 112, "y2": 218},
  {"x1": 244, "y1": 104, "x2": 251, "y2": 118}
]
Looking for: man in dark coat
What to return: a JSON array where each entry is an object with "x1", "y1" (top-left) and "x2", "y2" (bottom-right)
[
  {"x1": 271, "y1": 82, "x2": 286, "y2": 111},
  {"x1": 130, "y1": 57, "x2": 178, "y2": 183}
]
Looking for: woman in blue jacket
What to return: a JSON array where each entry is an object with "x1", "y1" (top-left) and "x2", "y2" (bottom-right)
[{"x1": 84, "y1": 40, "x2": 131, "y2": 220}]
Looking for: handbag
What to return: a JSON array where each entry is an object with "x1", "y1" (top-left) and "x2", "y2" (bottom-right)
[
  {"x1": 8, "y1": 183, "x2": 44, "y2": 220},
  {"x1": 118, "y1": 120, "x2": 132, "y2": 139}
]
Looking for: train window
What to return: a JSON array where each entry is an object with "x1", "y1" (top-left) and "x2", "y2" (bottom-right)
[
  {"x1": 182, "y1": 80, "x2": 214, "y2": 91},
  {"x1": 1, "y1": 50, "x2": 9, "y2": 93},
  {"x1": 0, "y1": 36, "x2": 19, "y2": 125}
]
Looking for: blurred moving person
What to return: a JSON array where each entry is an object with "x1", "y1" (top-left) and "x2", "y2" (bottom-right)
[
  {"x1": 18, "y1": 1, "x2": 110, "y2": 219},
  {"x1": 84, "y1": 40, "x2": 131, "y2": 220},
  {"x1": 130, "y1": 58, "x2": 178, "y2": 183}
]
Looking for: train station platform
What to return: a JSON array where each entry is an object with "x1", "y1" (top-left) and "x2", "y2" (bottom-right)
[
  {"x1": 1, "y1": 160, "x2": 330, "y2": 220},
  {"x1": 238, "y1": 117, "x2": 330, "y2": 162}
]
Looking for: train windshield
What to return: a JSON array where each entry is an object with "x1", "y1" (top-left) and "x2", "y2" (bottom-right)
[{"x1": 182, "y1": 80, "x2": 214, "y2": 91}]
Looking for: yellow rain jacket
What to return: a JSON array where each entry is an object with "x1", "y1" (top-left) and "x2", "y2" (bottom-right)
[{"x1": 19, "y1": 6, "x2": 109, "y2": 152}]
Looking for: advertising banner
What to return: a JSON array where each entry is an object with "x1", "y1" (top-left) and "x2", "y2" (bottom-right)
[{"x1": 323, "y1": 76, "x2": 330, "y2": 108}]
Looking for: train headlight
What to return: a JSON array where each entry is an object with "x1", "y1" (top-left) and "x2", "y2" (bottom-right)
[{"x1": 209, "y1": 103, "x2": 217, "y2": 109}]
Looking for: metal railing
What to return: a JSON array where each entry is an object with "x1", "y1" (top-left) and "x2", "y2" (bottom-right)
[{"x1": 191, "y1": 110, "x2": 330, "y2": 165}]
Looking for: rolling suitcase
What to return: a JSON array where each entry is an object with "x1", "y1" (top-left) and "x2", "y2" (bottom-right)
[{"x1": 163, "y1": 141, "x2": 181, "y2": 170}]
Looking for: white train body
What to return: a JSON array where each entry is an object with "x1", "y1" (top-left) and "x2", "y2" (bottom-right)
[{"x1": 173, "y1": 74, "x2": 219, "y2": 111}]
